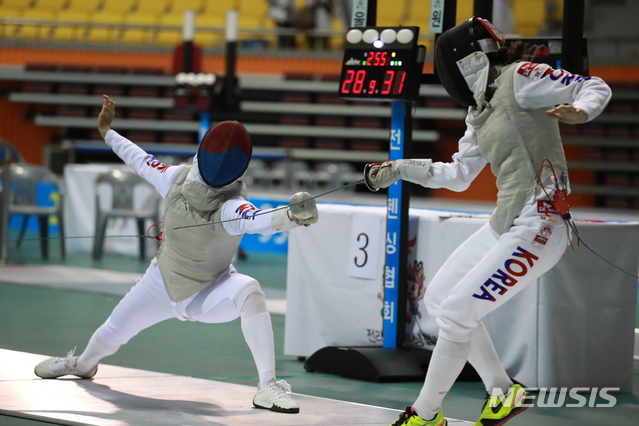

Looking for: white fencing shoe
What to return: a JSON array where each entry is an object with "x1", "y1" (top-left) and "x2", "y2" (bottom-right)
[
  {"x1": 253, "y1": 379, "x2": 300, "y2": 413},
  {"x1": 34, "y1": 347, "x2": 98, "y2": 379}
]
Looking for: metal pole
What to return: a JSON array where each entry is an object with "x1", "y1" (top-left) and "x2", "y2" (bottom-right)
[
  {"x1": 562, "y1": 0, "x2": 586, "y2": 75},
  {"x1": 473, "y1": 0, "x2": 493, "y2": 21},
  {"x1": 224, "y1": 9, "x2": 239, "y2": 111},
  {"x1": 0, "y1": 150, "x2": 12, "y2": 265}
]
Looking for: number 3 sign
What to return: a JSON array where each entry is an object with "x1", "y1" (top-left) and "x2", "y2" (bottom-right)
[{"x1": 348, "y1": 213, "x2": 383, "y2": 280}]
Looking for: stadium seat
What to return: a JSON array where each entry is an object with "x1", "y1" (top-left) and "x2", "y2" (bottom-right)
[
  {"x1": 513, "y1": 0, "x2": 546, "y2": 36},
  {"x1": 17, "y1": 9, "x2": 57, "y2": 40},
  {"x1": 88, "y1": 12, "x2": 125, "y2": 43},
  {"x1": 135, "y1": 0, "x2": 171, "y2": 16},
  {"x1": 100, "y1": 0, "x2": 136, "y2": 14},
  {"x1": 33, "y1": 0, "x2": 68, "y2": 13},
  {"x1": 168, "y1": 0, "x2": 205, "y2": 15},
  {"x1": 156, "y1": 13, "x2": 184, "y2": 46},
  {"x1": 0, "y1": 6, "x2": 24, "y2": 39},
  {"x1": 1, "y1": 0, "x2": 33, "y2": 8},
  {"x1": 376, "y1": 1, "x2": 407, "y2": 27},
  {"x1": 238, "y1": 0, "x2": 269, "y2": 28},
  {"x1": 204, "y1": 0, "x2": 239, "y2": 17},
  {"x1": 66, "y1": 0, "x2": 102, "y2": 13},
  {"x1": 53, "y1": 10, "x2": 91, "y2": 41},
  {"x1": 194, "y1": 14, "x2": 225, "y2": 47},
  {"x1": 121, "y1": 13, "x2": 159, "y2": 44}
]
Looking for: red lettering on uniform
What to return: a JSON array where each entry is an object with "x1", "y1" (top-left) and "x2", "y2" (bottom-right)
[
  {"x1": 473, "y1": 247, "x2": 539, "y2": 302},
  {"x1": 513, "y1": 246, "x2": 539, "y2": 267},
  {"x1": 484, "y1": 278, "x2": 508, "y2": 295},
  {"x1": 236, "y1": 203, "x2": 257, "y2": 214},
  {"x1": 517, "y1": 62, "x2": 538, "y2": 77},
  {"x1": 472, "y1": 285, "x2": 497, "y2": 302},
  {"x1": 146, "y1": 157, "x2": 171, "y2": 173},
  {"x1": 492, "y1": 269, "x2": 518, "y2": 287},
  {"x1": 505, "y1": 259, "x2": 527, "y2": 277}
]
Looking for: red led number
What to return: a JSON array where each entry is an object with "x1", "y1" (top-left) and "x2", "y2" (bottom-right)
[
  {"x1": 352, "y1": 70, "x2": 366, "y2": 94},
  {"x1": 380, "y1": 51, "x2": 388, "y2": 66},
  {"x1": 340, "y1": 69, "x2": 355, "y2": 93},
  {"x1": 368, "y1": 79, "x2": 377, "y2": 94},
  {"x1": 381, "y1": 70, "x2": 394, "y2": 94},
  {"x1": 392, "y1": 71, "x2": 407, "y2": 94},
  {"x1": 365, "y1": 51, "x2": 389, "y2": 67}
]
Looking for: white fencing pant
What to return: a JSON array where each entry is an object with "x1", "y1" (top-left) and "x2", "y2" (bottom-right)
[
  {"x1": 412, "y1": 201, "x2": 569, "y2": 419},
  {"x1": 424, "y1": 201, "x2": 569, "y2": 343},
  {"x1": 101, "y1": 262, "x2": 254, "y2": 343},
  {"x1": 78, "y1": 261, "x2": 275, "y2": 386}
]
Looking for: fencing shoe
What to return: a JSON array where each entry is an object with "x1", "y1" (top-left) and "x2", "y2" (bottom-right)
[
  {"x1": 253, "y1": 379, "x2": 300, "y2": 413},
  {"x1": 34, "y1": 347, "x2": 98, "y2": 379},
  {"x1": 473, "y1": 384, "x2": 528, "y2": 426},
  {"x1": 391, "y1": 407, "x2": 447, "y2": 426}
]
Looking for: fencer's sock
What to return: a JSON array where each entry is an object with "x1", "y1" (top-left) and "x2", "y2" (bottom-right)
[
  {"x1": 76, "y1": 325, "x2": 121, "y2": 372},
  {"x1": 412, "y1": 336, "x2": 471, "y2": 421},
  {"x1": 239, "y1": 293, "x2": 276, "y2": 388},
  {"x1": 467, "y1": 323, "x2": 512, "y2": 396}
]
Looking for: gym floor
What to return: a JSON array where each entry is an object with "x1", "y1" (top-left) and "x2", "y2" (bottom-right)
[{"x1": 1, "y1": 227, "x2": 638, "y2": 426}]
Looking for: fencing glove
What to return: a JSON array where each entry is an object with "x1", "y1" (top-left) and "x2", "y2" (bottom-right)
[
  {"x1": 364, "y1": 159, "x2": 432, "y2": 192},
  {"x1": 289, "y1": 191, "x2": 318, "y2": 226}
]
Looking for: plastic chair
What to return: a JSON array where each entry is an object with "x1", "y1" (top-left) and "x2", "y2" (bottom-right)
[
  {"x1": 0, "y1": 139, "x2": 25, "y2": 165},
  {"x1": 0, "y1": 163, "x2": 65, "y2": 259},
  {"x1": 92, "y1": 169, "x2": 161, "y2": 261}
]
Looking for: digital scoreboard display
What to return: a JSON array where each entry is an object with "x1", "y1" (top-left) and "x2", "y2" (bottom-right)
[{"x1": 339, "y1": 27, "x2": 424, "y2": 102}]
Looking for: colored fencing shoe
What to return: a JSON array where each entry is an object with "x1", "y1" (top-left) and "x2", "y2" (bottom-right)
[
  {"x1": 34, "y1": 347, "x2": 98, "y2": 379},
  {"x1": 473, "y1": 384, "x2": 528, "y2": 426},
  {"x1": 253, "y1": 379, "x2": 300, "y2": 413},
  {"x1": 391, "y1": 407, "x2": 447, "y2": 426}
]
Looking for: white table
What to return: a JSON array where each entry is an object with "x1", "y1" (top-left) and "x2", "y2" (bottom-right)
[{"x1": 285, "y1": 203, "x2": 639, "y2": 391}]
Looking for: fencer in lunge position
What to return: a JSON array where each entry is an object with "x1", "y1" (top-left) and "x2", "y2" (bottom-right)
[
  {"x1": 34, "y1": 95, "x2": 319, "y2": 414},
  {"x1": 364, "y1": 17, "x2": 612, "y2": 426}
]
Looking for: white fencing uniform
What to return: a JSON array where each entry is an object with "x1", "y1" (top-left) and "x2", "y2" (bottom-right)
[
  {"x1": 76, "y1": 130, "x2": 301, "y2": 390},
  {"x1": 399, "y1": 62, "x2": 611, "y2": 341},
  {"x1": 398, "y1": 61, "x2": 611, "y2": 420}
]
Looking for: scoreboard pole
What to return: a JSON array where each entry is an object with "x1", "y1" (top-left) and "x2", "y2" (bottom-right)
[
  {"x1": 304, "y1": 0, "x2": 433, "y2": 381},
  {"x1": 383, "y1": 102, "x2": 411, "y2": 348}
]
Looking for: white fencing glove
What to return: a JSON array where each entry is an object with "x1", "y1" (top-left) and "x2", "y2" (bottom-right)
[
  {"x1": 364, "y1": 161, "x2": 400, "y2": 192},
  {"x1": 289, "y1": 191, "x2": 318, "y2": 226},
  {"x1": 364, "y1": 159, "x2": 432, "y2": 192}
]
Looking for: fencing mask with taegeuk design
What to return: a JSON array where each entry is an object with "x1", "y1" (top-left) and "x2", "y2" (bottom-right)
[{"x1": 197, "y1": 120, "x2": 253, "y2": 187}]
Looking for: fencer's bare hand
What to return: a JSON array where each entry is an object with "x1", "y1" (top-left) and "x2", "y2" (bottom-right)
[
  {"x1": 98, "y1": 95, "x2": 116, "y2": 139},
  {"x1": 545, "y1": 104, "x2": 588, "y2": 124}
]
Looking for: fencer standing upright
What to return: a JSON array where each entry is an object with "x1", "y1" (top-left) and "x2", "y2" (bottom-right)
[
  {"x1": 34, "y1": 95, "x2": 320, "y2": 414},
  {"x1": 364, "y1": 17, "x2": 611, "y2": 426}
]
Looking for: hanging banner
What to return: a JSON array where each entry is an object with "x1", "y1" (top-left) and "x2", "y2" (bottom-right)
[{"x1": 430, "y1": 0, "x2": 446, "y2": 33}]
